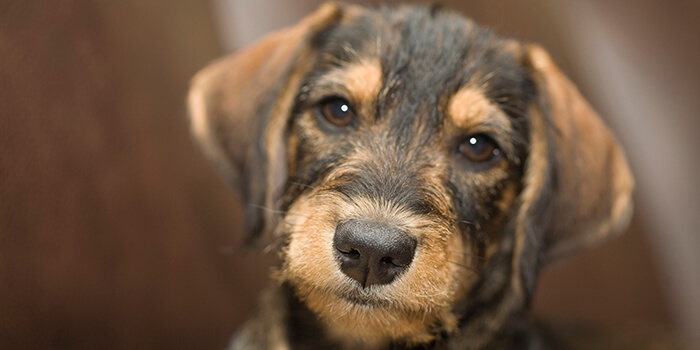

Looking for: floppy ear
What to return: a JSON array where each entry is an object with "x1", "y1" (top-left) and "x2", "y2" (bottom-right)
[
  {"x1": 518, "y1": 44, "x2": 635, "y2": 266},
  {"x1": 187, "y1": 3, "x2": 341, "y2": 243}
]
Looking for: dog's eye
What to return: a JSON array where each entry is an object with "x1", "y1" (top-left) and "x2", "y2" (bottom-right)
[
  {"x1": 319, "y1": 98, "x2": 356, "y2": 127},
  {"x1": 458, "y1": 134, "x2": 501, "y2": 162}
]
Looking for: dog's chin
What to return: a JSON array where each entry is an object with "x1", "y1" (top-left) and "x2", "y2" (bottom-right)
[{"x1": 290, "y1": 278, "x2": 457, "y2": 347}]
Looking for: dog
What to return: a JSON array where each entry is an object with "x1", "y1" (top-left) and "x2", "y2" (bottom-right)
[{"x1": 187, "y1": 3, "x2": 637, "y2": 349}]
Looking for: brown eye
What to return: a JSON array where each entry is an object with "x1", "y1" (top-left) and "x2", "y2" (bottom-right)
[
  {"x1": 458, "y1": 134, "x2": 501, "y2": 162},
  {"x1": 319, "y1": 98, "x2": 356, "y2": 127}
]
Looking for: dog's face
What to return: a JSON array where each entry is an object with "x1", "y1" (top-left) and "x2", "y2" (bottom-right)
[
  {"x1": 189, "y1": 3, "x2": 634, "y2": 348},
  {"x1": 279, "y1": 6, "x2": 531, "y2": 345}
]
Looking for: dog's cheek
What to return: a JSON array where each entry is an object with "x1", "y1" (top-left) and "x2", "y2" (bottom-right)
[
  {"x1": 445, "y1": 230, "x2": 480, "y2": 308},
  {"x1": 394, "y1": 228, "x2": 454, "y2": 308},
  {"x1": 283, "y1": 194, "x2": 343, "y2": 294},
  {"x1": 484, "y1": 180, "x2": 520, "y2": 256},
  {"x1": 401, "y1": 228, "x2": 466, "y2": 332}
]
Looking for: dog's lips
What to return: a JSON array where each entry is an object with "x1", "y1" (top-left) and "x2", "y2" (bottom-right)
[
  {"x1": 341, "y1": 293, "x2": 382, "y2": 308},
  {"x1": 335, "y1": 286, "x2": 387, "y2": 308}
]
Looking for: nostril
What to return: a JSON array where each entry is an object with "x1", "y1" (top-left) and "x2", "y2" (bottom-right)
[
  {"x1": 338, "y1": 248, "x2": 361, "y2": 260},
  {"x1": 379, "y1": 256, "x2": 399, "y2": 267}
]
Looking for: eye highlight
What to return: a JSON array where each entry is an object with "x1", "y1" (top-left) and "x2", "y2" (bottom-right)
[
  {"x1": 458, "y1": 134, "x2": 501, "y2": 163},
  {"x1": 318, "y1": 97, "x2": 356, "y2": 128}
]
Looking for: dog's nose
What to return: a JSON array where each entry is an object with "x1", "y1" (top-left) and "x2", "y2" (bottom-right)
[{"x1": 333, "y1": 220, "x2": 417, "y2": 287}]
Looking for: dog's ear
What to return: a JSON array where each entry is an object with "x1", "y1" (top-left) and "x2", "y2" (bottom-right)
[
  {"x1": 518, "y1": 44, "x2": 635, "y2": 266},
  {"x1": 187, "y1": 3, "x2": 342, "y2": 243}
]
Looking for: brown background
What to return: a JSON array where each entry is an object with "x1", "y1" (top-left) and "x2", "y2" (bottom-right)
[{"x1": 0, "y1": 1, "x2": 696, "y2": 349}]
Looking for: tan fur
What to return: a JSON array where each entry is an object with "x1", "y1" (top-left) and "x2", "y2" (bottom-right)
[
  {"x1": 525, "y1": 44, "x2": 634, "y2": 262},
  {"x1": 448, "y1": 88, "x2": 511, "y2": 131}
]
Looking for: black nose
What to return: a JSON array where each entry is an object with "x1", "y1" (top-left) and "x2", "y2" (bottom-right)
[{"x1": 333, "y1": 220, "x2": 417, "y2": 288}]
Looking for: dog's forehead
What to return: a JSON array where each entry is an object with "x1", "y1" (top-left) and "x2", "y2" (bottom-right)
[{"x1": 310, "y1": 5, "x2": 533, "y2": 127}]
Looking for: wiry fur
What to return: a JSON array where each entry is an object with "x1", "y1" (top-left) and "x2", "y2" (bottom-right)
[{"x1": 188, "y1": 3, "x2": 636, "y2": 349}]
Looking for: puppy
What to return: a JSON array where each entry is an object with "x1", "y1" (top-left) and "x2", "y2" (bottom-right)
[{"x1": 188, "y1": 3, "x2": 635, "y2": 349}]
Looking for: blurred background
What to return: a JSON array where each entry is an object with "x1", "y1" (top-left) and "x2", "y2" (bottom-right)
[{"x1": 1, "y1": 0, "x2": 698, "y2": 348}]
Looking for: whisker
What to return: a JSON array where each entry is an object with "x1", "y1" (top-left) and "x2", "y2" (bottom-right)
[
  {"x1": 446, "y1": 250, "x2": 487, "y2": 261},
  {"x1": 248, "y1": 204, "x2": 287, "y2": 214},
  {"x1": 248, "y1": 204, "x2": 310, "y2": 219},
  {"x1": 497, "y1": 103, "x2": 528, "y2": 119},
  {"x1": 448, "y1": 260, "x2": 482, "y2": 274},
  {"x1": 262, "y1": 238, "x2": 285, "y2": 254},
  {"x1": 288, "y1": 181, "x2": 317, "y2": 191},
  {"x1": 411, "y1": 223, "x2": 443, "y2": 230}
]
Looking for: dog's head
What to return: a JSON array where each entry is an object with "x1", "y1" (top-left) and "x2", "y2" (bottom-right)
[{"x1": 188, "y1": 3, "x2": 634, "y2": 348}]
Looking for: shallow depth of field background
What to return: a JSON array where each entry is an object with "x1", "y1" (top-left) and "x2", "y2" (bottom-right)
[{"x1": 1, "y1": 1, "x2": 698, "y2": 348}]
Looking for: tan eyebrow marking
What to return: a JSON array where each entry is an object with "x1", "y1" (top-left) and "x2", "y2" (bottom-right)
[
  {"x1": 321, "y1": 59, "x2": 382, "y2": 109},
  {"x1": 448, "y1": 88, "x2": 510, "y2": 130}
]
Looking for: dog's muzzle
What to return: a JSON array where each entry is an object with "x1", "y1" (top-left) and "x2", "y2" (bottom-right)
[{"x1": 333, "y1": 220, "x2": 417, "y2": 288}]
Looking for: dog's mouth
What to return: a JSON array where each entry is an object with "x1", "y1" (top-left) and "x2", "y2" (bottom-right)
[
  {"x1": 339, "y1": 291, "x2": 383, "y2": 308},
  {"x1": 334, "y1": 285, "x2": 393, "y2": 308}
]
